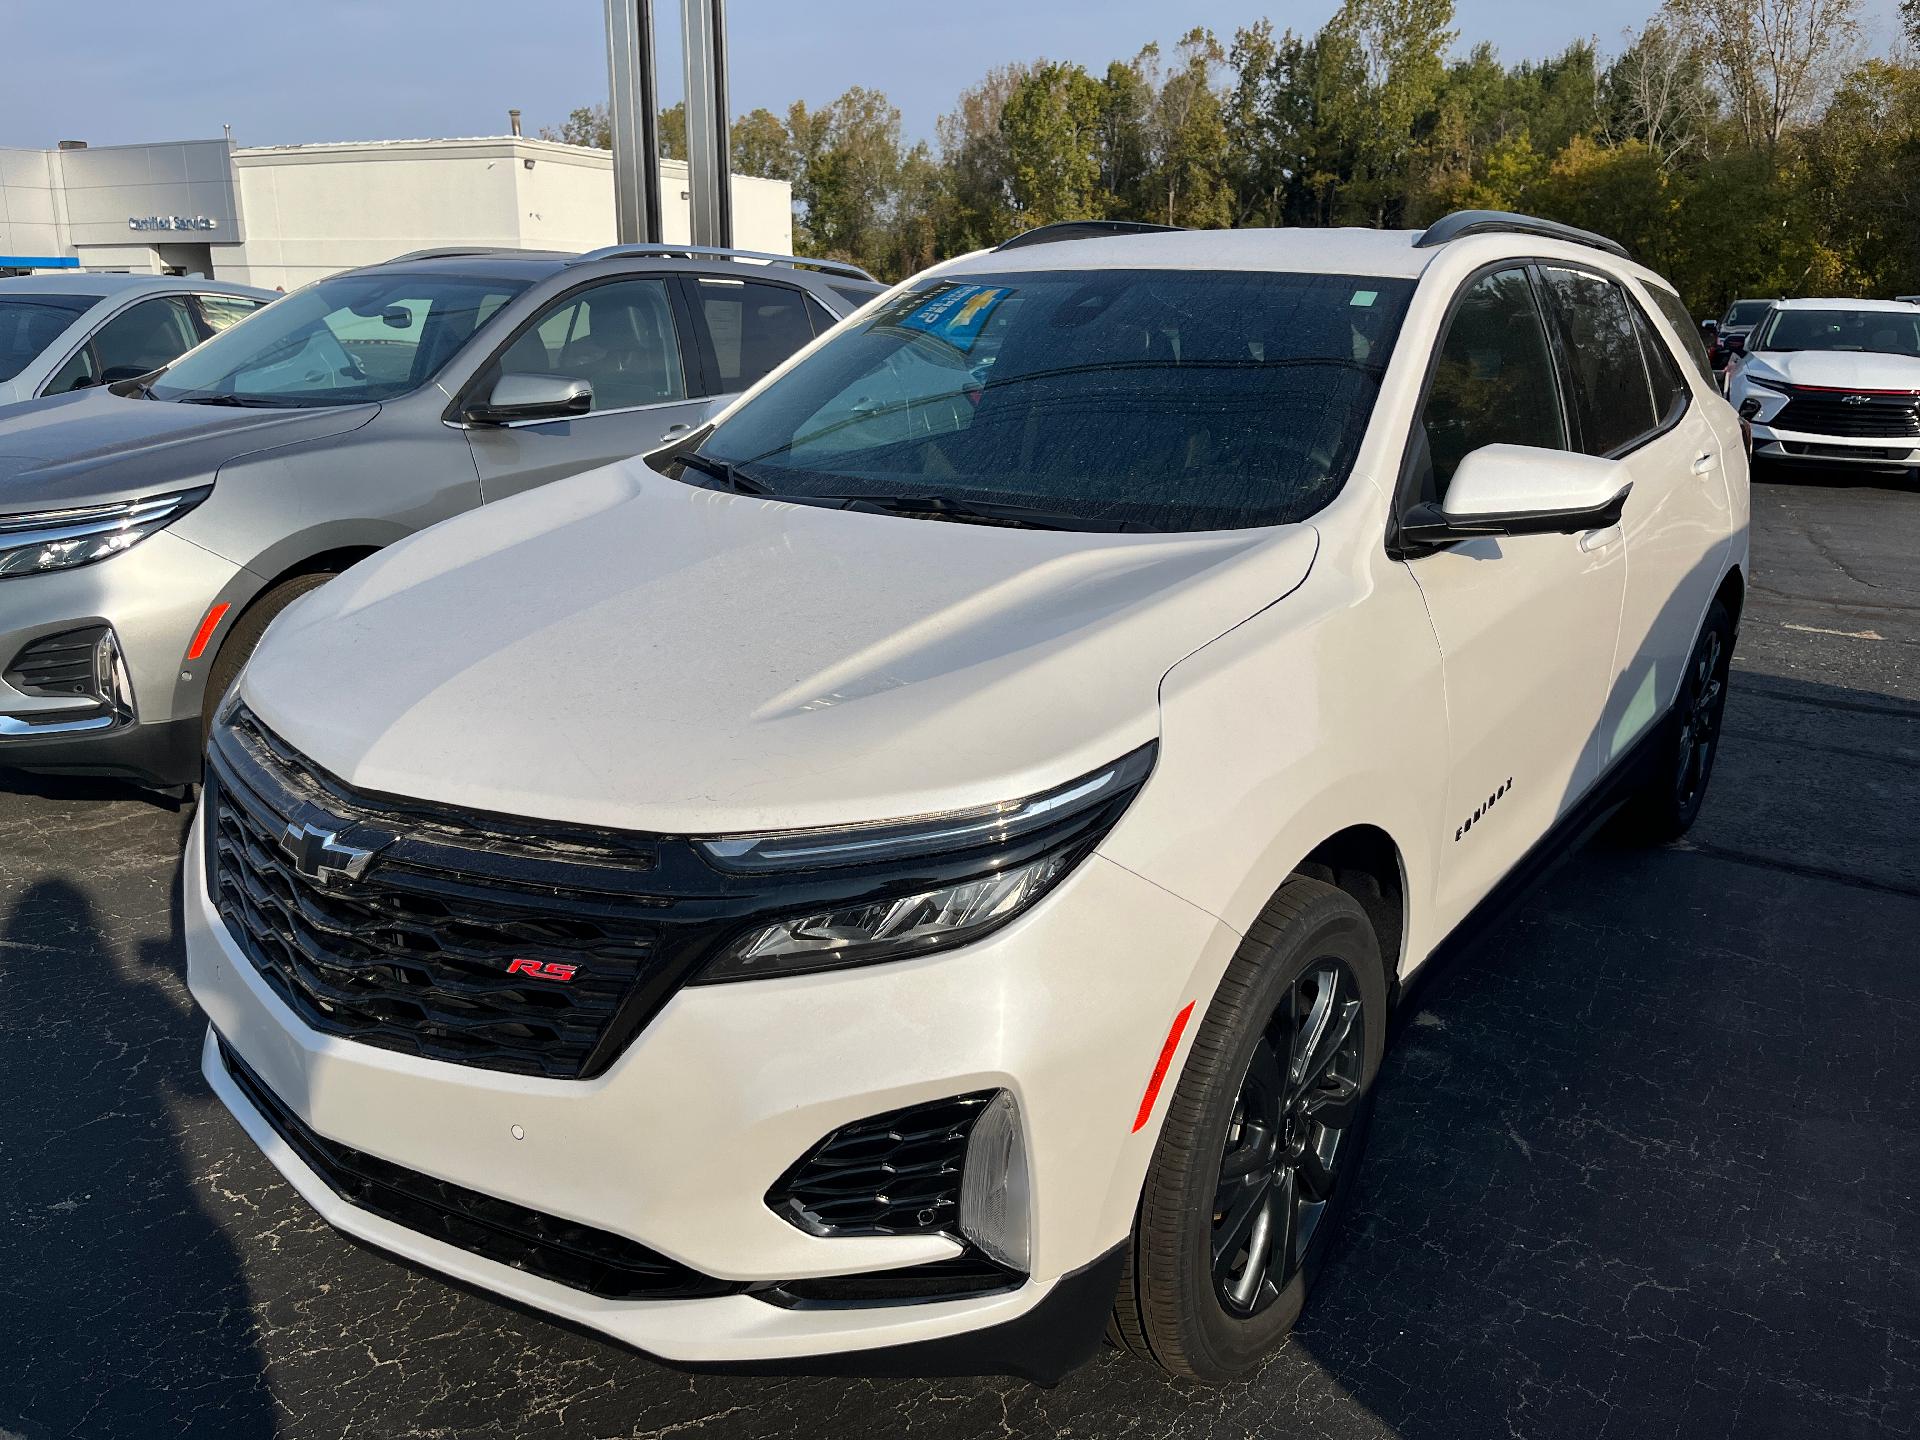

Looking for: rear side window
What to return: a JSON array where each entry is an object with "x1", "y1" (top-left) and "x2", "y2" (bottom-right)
[
  {"x1": 694, "y1": 279, "x2": 817, "y2": 393},
  {"x1": 1642, "y1": 284, "x2": 1715, "y2": 385},
  {"x1": 1419, "y1": 268, "x2": 1566, "y2": 497},
  {"x1": 0, "y1": 293, "x2": 93, "y2": 381},
  {"x1": 195, "y1": 293, "x2": 267, "y2": 335},
  {"x1": 1540, "y1": 267, "x2": 1657, "y2": 456}
]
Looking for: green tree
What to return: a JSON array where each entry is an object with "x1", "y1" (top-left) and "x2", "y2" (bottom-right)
[
  {"x1": 1665, "y1": 0, "x2": 1863, "y2": 153},
  {"x1": 730, "y1": 107, "x2": 794, "y2": 179},
  {"x1": 1143, "y1": 30, "x2": 1234, "y2": 228},
  {"x1": 1319, "y1": 0, "x2": 1458, "y2": 224},
  {"x1": 1001, "y1": 61, "x2": 1109, "y2": 225},
  {"x1": 787, "y1": 87, "x2": 906, "y2": 274},
  {"x1": 933, "y1": 64, "x2": 1029, "y2": 253}
]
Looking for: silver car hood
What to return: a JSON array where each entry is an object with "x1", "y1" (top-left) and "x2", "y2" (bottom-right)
[
  {"x1": 243, "y1": 461, "x2": 1321, "y2": 834},
  {"x1": 0, "y1": 388, "x2": 378, "y2": 511}
]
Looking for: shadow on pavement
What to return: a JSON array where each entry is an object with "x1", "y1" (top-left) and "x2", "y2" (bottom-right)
[{"x1": 0, "y1": 849, "x2": 277, "y2": 1437}]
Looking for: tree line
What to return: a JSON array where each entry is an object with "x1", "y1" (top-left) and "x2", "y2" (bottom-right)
[{"x1": 545, "y1": 0, "x2": 1920, "y2": 317}]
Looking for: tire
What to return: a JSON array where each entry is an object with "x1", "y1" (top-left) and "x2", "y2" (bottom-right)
[
  {"x1": 1614, "y1": 597, "x2": 1734, "y2": 845},
  {"x1": 199, "y1": 573, "x2": 336, "y2": 739},
  {"x1": 1110, "y1": 876, "x2": 1388, "y2": 1382}
]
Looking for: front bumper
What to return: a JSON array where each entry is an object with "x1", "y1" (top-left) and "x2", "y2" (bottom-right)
[
  {"x1": 0, "y1": 531, "x2": 246, "y2": 785},
  {"x1": 1748, "y1": 422, "x2": 1920, "y2": 468},
  {"x1": 186, "y1": 806, "x2": 1239, "y2": 1374}
]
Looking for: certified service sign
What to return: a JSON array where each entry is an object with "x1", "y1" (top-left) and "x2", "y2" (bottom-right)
[{"x1": 128, "y1": 215, "x2": 219, "y2": 232}]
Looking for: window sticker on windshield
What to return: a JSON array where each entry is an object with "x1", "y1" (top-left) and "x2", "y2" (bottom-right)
[
  {"x1": 887, "y1": 283, "x2": 1010, "y2": 354},
  {"x1": 1350, "y1": 290, "x2": 1378, "y2": 308}
]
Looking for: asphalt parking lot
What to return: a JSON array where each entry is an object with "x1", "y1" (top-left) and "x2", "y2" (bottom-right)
[{"x1": 2, "y1": 466, "x2": 1916, "y2": 1440}]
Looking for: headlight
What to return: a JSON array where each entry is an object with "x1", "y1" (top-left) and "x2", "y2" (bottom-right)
[
  {"x1": 695, "y1": 744, "x2": 1155, "y2": 982},
  {"x1": 0, "y1": 489, "x2": 209, "y2": 580}
]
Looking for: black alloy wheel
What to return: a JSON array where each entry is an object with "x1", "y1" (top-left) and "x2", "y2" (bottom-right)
[
  {"x1": 1673, "y1": 623, "x2": 1728, "y2": 814},
  {"x1": 1211, "y1": 960, "x2": 1365, "y2": 1317}
]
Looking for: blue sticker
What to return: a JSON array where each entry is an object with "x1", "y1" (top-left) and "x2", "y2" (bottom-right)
[{"x1": 889, "y1": 283, "x2": 1010, "y2": 353}]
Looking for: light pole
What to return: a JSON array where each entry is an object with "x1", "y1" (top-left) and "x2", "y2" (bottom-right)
[{"x1": 604, "y1": 0, "x2": 733, "y2": 249}]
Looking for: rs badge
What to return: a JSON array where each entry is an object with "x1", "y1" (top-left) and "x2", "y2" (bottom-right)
[{"x1": 505, "y1": 958, "x2": 579, "y2": 983}]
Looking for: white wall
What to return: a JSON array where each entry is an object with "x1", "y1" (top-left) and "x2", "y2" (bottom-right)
[
  {"x1": 0, "y1": 147, "x2": 64, "y2": 264},
  {"x1": 225, "y1": 137, "x2": 795, "y2": 290}
]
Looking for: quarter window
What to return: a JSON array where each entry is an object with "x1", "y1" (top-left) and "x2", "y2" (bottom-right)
[
  {"x1": 1418, "y1": 268, "x2": 1567, "y2": 498},
  {"x1": 492, "y1": 279, "x2": 686, "y2": 412},
  {"x1": 695, "y1": 279, "x2": 816, "y2": 393},
  {"x1": 1540, "y1": 267, "x2": 1658, "y2": 456},
  {"x1": 1643, "y1": 283, "x2": 1716, "y2": 386}
]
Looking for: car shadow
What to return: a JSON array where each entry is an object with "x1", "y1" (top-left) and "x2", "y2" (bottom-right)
[{"x1": 0, "y1": 822, "x2": 277, "y2": 1438}]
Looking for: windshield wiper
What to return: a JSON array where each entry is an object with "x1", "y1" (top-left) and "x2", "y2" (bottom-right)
[
  {"x1": 174, "y1": 393, "x2": 281, "y2": 408},
  {"x1": 677, "y1": 451, "x2": 776, "y2": 496},
  {"x1": 799, "y1": 492, "x2": 1137, "y2": 532}
]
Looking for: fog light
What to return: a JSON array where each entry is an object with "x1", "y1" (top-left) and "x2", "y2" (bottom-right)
[
  {"x1": 1738, "y1": 396, "x2": 1763, "y2": 420},
  {"x1": 958, "y1": 1090, "x2": 1030, "y2": 1271}
]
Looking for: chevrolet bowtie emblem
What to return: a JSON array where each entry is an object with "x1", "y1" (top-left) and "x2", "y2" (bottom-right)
[{"x1": 279, "y1": 821, "x2": 377, "y2": 884}]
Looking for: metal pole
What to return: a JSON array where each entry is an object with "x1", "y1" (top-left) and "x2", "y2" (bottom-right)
[
  {"x1": 680, "y1": 0, "x2": 733, "y2": 248},
  {"x1": 604, "y1": 0, "x2": 662, "y2": 244}
]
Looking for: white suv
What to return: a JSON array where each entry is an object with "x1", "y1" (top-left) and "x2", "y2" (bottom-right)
[{"x1": 186, "y1": 211, "x2": 1748, "y2": 1385}]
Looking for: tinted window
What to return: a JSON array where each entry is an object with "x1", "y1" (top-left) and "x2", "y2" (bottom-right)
[
  {"x1": 1752, "y1": 307, "x2": 1920, "y2": 357},
  {"x1": 695, "y1": 278, "x2": 815, "y2": 392},
  {"x1": 1541, "y1": 267, "x2": 1657, "y2": 456},
  {"x1": 1724, "y1": 300, "x2": 1772, "y2": 327},
  {"x1": 43, "y1": 343, "x2": 98, "y2": 395},
  {"x1": 490, "y1": 278, "x2": 685, "y2": 412},
  {"x1": 150, "y1": 272, "x2": 530, "y2": 407},
  {"x1": 696, "y1": 270, "x2": 1415, "y2": 533},
  {"x1": 1643, "y1": 284, "x2": 1715, "y2": 385},
  {"x1": 90, "y1": 296, "x2": 201, "y2": 382},
  {"x1": 0, "y1": 293, "x2": 93, "y2": 381},
  {"x1": 196, "y1": 293, "x2": 267, "y2": 335},
  {"x1": 1632, "y1": 299, "x2": 1690, "y2": 420},
  {"x1": 1418, "y1": 268, "x2": 1566, "y2": 498}
]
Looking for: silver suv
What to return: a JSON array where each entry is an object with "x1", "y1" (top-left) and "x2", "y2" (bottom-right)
[{"x1": 0, "y1": 245, "x2": 880, "y2": 787}]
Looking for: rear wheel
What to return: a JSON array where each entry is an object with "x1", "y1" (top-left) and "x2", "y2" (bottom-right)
[
  {"x1": 1110, "y1": 876, "x2": 1387, "y2": 1381},
  {"x1": 1615, "y1": 598, "x2": 1734, "y2": 844},
  {"x1": 199, "y1": 573, "x2": 336, "y2": 739}
]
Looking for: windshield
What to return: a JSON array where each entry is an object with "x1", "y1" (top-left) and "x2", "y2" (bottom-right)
[
  {"x1": 692, "y1": 269, "x2": 1415, "y2": 532},
  {"x1": 1752, "y1": 307, "x2": 1920, "y2": 357},
  {"x1": 0, "y1": 294, "x2": 94, "y2": 382},
  {"x1": 1724, "y1": 301, "x2": 1771, "y2": 327},
  {"x1": 148, "y1": 271, "x2": 529, "y2": 407}
]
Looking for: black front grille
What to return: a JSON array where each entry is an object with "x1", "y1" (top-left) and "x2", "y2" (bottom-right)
[
  {"x1": 770, "y1": 1092, "x2": 997, "y2": 1236},
  {"x1": 5, "y1": 625, "x2": 105, "y2": 699},
  {"x1": 207, "y1": 707, "x2": 671, "y2": 1079},
  {"x1": 1780, "y1": 440, "x2": 1909, "y2": 460},
  {"x1": 1774, "y1": 389, "x2": 1920, "y2": 438},
  {"x1": 217, "y1": 1037, "x2": 736, "y2": 1300}
]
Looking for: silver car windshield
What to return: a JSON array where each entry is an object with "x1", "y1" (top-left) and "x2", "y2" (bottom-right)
[
  {"x1": 147, "y1": 272, "x2": 529, "y2": 407},
  {"x1": 695, "y1": 269, "x2": 1416, "y2": 533}
]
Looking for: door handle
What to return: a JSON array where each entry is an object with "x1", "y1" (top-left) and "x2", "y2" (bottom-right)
[
  {"x1": 660, "y1": 422, "x2": 693, "y2": 442},
  {"x1": 1579, "y1": 525, "x2": 1623, "y2": 553},
  {"x1": 1691, "y1": 450, "x2": 1717, "y2": 476}
]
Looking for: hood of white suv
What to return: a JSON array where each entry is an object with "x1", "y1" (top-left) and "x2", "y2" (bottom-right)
[
  {"x1": 241, "y1": 462, "x2": 1319, "y2": 833},
  {"x1": 1743, "y1": 349, "x2": 1920, "y2": 391}
]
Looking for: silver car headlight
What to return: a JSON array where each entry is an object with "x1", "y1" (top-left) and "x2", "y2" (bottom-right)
[
  {"x1": 695, "y1": 744, "x2": 1156, "y2": 982},
  {"x1": 0, "y1": 488, "x2": 210, "y2": 580}
]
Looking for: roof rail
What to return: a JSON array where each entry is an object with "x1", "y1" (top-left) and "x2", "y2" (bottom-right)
[
  {"x1": 997, "y1": 220, "x2": 1185, "y2": 252},
  {"x1": 1415, "y1": 210, "x2": 1631, "y2": 260},
  {"x1": 384, "y1": 246, "x2": 540, "y2": 265},
  {"x1": 568, "y1": 244, "x2": 876, "y2": 282}
]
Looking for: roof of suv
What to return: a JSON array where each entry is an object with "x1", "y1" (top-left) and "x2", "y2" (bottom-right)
[
  {"x1": 1769, "y1": 297, "x2": 1917, "y2": 313},
  {"x1": 0, "y1": 272, "x2": 273, "y2": 299},
  {"x1": 364, "y1": 246, "x2": 883, "y2": 294},
  {"x1": 945, "y1": 227, "x2": 1437, "y2": 279}
]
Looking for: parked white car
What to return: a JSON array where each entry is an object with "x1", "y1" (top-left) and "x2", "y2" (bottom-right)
[
  {"x1": 187, "y1": 212, "x2": 1749, "y2": 1384},
  {"x1": 1729, "y1": 297, "x2": 1920, "y2": 475},
  {"x1": 0, "y1": 273, "x2": 275, "y2": 407}
]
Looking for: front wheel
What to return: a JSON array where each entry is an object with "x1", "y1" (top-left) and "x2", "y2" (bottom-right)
[
  {"x1": 199, "y1": 573, "x2": 337, "y2": 740},
  {"x1": 1110, "y1": 876, "x2": 1387, "y2": 1381},
  {"x1": 1615, "y1": 598, "x2": 1734, "y2": 844}
]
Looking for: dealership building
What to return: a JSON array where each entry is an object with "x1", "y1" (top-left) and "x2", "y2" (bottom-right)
[{"x1": 0, "y1": 135, "x2": 795, "y2": 288}]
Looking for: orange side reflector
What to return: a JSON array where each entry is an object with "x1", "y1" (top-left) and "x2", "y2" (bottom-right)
[
  {"x1": 185, "y1": 602, "x2": 231, "y2": 662},
  {"x1": 1132, "y1": 1000, "x2": 1196, "y2": 1133}
]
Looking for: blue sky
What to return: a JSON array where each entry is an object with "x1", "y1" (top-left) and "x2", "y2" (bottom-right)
[{"x1": 0, "y1": 0, "x2": 1905, "y2": 152}]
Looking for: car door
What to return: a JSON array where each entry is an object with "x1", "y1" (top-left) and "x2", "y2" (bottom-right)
[
  {"x1": 461, "y1": 275, "x2": 708, "y2": 503},
  {"x1": 681, "y1": 275, "x2": 831, "y2": 412},
  {"x1": 1536, "y1": 265, "x2": 1729, "y2": 775},
  {"x1": 1397, "y1": 265, "x2": 1629, "y2": 929}
]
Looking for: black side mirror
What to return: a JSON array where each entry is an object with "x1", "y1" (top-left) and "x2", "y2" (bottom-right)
[{"x1": 465, "y1": 373, "x2": 593, "y2": 425}]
